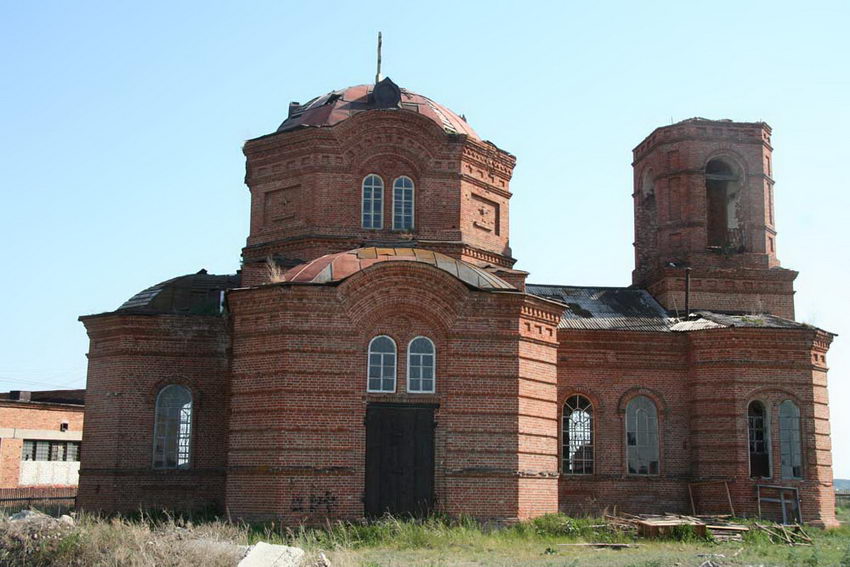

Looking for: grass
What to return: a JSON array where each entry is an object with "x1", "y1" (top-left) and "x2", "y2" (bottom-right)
[{"x1": 0, "y1": 509, "x2": 848, "y2": 567}]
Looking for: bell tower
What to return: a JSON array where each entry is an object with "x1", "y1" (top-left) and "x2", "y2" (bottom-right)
[{"x1": 632, "y1": 118, "x2": 797, "y2": 319}]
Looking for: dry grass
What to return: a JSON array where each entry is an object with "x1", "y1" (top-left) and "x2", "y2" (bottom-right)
[
  {"x1": 266, "y1": 256, "x2": 286, "y2": 283},
  {"x1": 0, "y1": 511, "x2": 248, "y2": 567},
  {"x1": 1, "y1": 510, "x2": 848, "y2": 567}
]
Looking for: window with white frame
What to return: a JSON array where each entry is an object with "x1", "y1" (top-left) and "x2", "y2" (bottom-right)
[
  {"x1": 21, "y1": 440, "x2": 80, "y2": 462},
  {"x1": 392, "y1": 176, "x2": 414, "y2": 230},
  {"x1": 407, "y1": 337, "x2": 435, "y2": 393},
  {"x1": 367, "y1": 335, "x2": 397, "y2": 392},
  {"x1": 779, "y1": 400, "x2": 803, "y2": 479},
  {"x1": 626, "y1": 395, "x2": 659, "y2": 475},
  {"x1": 562, "y1": 395, "x2": 593, "y2": 474},
  {"x1": 153, "y1": 385, "x2": 192, "y2": 469},
  {"x1": 362, "y1": 174, "x2": 384, "y2": 229}
]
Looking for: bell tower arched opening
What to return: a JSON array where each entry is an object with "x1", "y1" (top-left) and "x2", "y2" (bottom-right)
[{"x1": 705, "y1": 158, "x2": 741, "y2": 250}]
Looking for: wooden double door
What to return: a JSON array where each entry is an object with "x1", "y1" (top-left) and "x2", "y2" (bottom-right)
[{"x1": 365, "y1": 404, "x2": 435, "y2": 518}]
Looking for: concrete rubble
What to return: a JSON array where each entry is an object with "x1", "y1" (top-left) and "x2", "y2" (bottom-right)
[{"x1": 238, "y1": 541, "x2": 307, "y2": 567}]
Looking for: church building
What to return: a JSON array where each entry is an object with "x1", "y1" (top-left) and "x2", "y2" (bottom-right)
[{"x1": 77, "y1": 76, "x2": 838, "y2": 527}]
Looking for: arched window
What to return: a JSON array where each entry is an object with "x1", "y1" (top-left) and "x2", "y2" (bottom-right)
[
  {"x1": 705, "y1": 159, "x2": 741, "y2": 248},
  {"x1": 779, "y1": 400, "x2": 802, "y2": 479},
  {"x1": 626, "y1": 396, "x2": 659, "y2": 475},
  {"x1": 407, "y1": 337, "x2": 435, "y2": 393},
  {"x1": 392, "y1": 176, "x2": 414, "y2": 230},
  {"x1": 562, "y1": 395, "x2": 593, "y2": 475},
  {"x1": 362, "y1": 174, "x2": 384, "y2": 229},
  {"x1": 153, "y1": 385, "x2": 192, "y2": 469},
  {"x1": 367, "y1": 335, "x2": 396, "y2": 392},
  {"x1": 748, "y1": 400, "x2": 771, "y2": 478}
]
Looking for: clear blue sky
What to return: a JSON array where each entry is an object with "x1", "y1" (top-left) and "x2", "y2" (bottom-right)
[{"x1": 1, "y1": 1, "x2": 848, "y2": 476}]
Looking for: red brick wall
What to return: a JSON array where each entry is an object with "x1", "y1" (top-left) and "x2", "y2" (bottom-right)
[
  {"x1": 240, "y1": 110, "x2": 517, "y2": 286},
  {"x1": 631, "y1": 120, "x2": 795, "y2": 318},
  {"x1": 76, "y1": 314, "x2": 230, "y2": 513},
  {"x1": 226, "y1": 261, "x2": 561, "y2": 522},
  {"x1": 0, "y1": 403, "x2": 83, "y2": 488},
  {"x1": 553, "y1": 326, "x2": 836, "y2": 527}
]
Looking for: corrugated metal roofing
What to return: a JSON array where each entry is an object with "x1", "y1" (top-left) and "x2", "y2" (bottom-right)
[
  {"x1": 526, "y1": 285, "x2": 671, "y2": 331},
  {"x1": 524, "y1": 287, "x2": 823, "y2": 334},
  {"x1": 280, "y1": 247, "x2": 515, "y2": 291}
]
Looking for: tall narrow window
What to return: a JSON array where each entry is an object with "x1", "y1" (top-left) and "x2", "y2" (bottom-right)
[
  {"x1": 779, "y1": 400, "x2": 803, "y2": 479},
  {"x1": 748, "y1": 400, "x2": 770, "y2": 478},
  {"x1": 562, "y1": 395, "x2": 593, "y2": 474},
  {"x1": 362, "y1": 174, "x2": 384, "y2": 229},
  {"x1": 153, "y1": 385, "x2": 192, "y2": 469},
  {"x1": 367, "y1": 336, "x2": 396, "y2": 393},
  {"x1": 392, "y1": 176, "x2": 414, "y2": 230},
  {"x1": 407, "y1": 337, "x2": 435, "y2": 393},
  {"x1": 626, "y1": 396, "x2": 659, "y2": 475}
]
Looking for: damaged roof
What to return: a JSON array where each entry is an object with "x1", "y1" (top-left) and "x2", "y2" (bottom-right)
[
  {"x1": 526, "y1": 285, "x2": 826, "y2": 334},
  {"x1": 118, "y1": 270, "x2": 241, "y2": 315},
  {"x1": 279, "y1": 247, "x2": 514, "y2": 291},
  {"x1": 670, "y1": 312, "x2": 821, "y2": 332},
  {"x1": 526, "y1": 285, "x2": 671, "y2": 331},
  {"x1": 275, "y1": 79, "x2": 479, "y2": 140}
]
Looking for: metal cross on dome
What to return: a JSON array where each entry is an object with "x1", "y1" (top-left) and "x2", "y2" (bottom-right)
[{"x1": 375, "y1": 32, "x2": 383, "y2": 84}]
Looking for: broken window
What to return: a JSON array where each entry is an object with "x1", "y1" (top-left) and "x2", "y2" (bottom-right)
[
  {"x1": 362, "y1": 174, "x2": 384, "y2": 229},
  {"x1": 153, "y1": 385, "x2": 192, "y2": 470},
  {"x1": 626, "y1": 396, "x2": 659, "y2": 475},
  {"x1": 407, "y1": 336, "x2": 435, "y2": 393},
  {"x1": 779, "y1": 400, "x2": 803, "y2": 479},
  {"x1": 705, "y1": 159, "x2": 741, "y2": 248},
  {"x1": 392, "y1": 176, "x2": 414, "y2": 230},
  {"x1": 562, "y1": 395, "x2": 593, "y2": 475},
  {"x1": 367, "y1": 335, "x2": 397, "y2": 393},
  {"x1": 748, "y1": 400, "x2": 770, "y2": 478}
]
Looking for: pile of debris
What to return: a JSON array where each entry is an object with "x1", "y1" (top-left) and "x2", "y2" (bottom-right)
[
  {"x1": 753, "y1": 522, "x2": 813, "y2": 546},
  {"x1": 604, "y1": 513, "x2": 750, "y2": 542}
]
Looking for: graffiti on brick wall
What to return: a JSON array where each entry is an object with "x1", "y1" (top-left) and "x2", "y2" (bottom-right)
[{"x1": 291, "y1": 489, "x2": 337, "y2": 515}]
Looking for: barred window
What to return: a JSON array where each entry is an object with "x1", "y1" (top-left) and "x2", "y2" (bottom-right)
[
  {"x1": 362, "y1": 174, "x2": 384, "y2": 229},
  {"x1": 21, "y1": 440, "x2": 80, "y2": 462},
  {"x1": 407, "y1": 337, "x2": 435, "y2": 393},
  {"x1": 562, "y1": 395, "x2": 593, "y2": 475},
  {"x1": 779, "y1": 400, "x2": 803, "y2": 479},
  {"x1": 626, "y1": 396, "x2": 659, "y2": 475},
  {"x1": 153, "y1": 385, "x2": 192, "y2": 469},
  {"x1": 748, "y1": 400, "x2": 770, "y2": 478},
  {"x1": 367, "y1": 336, "x2": 397, "y2": 393},
  {"x1": 392, "y1": 176, "x2": 414, "y2": 230}
]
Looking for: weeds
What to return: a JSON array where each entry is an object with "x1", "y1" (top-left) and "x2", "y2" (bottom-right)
[{"x1": 1, "y1": 509, "x2": 848, "y2": 566}]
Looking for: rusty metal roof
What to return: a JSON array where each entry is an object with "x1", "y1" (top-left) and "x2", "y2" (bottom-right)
[
  {"x1": 276, "y1": 79, "x2": 479, "y2": 140},
  {"x1": 280, "y1": 247, "x2": 514, "y2": 291},
  {"x1": 118, "y1": 270, "x2": 241, "y2": 315},
  {"x1": 526, "y1": 285, "x2": 671, "y2": 331}
]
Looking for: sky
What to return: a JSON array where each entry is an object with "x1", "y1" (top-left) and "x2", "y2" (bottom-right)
[{"x1": 1, "y1": 1, "x2": 848, "y2": 476}]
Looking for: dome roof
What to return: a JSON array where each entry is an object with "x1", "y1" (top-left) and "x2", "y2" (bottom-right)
[
  {"x1": 118, "y1": 270, "x2": 241, "y2": 314},
  {"x1": 277, "y1": 78, "x2": 479, "y2": 140},
  {"x1": 279, "y1": 247, "x2": 513, "y2": 290}
]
